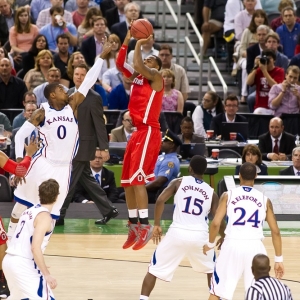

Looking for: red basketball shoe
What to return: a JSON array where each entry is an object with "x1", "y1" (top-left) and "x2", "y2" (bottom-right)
[
  {"x1": 132, "y1": 224, "x2": 153, "y2": 251},
  {"x1": 122, "y1": 222, "x2": 140, "y2": 249}
]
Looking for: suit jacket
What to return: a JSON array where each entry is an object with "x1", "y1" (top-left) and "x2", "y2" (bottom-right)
[
  {"x1": 258, "y1": 131, "x2": 296, "y2": 161},
  {"x1": 0, "y1": 15, "x2": 9, "y2": 46},
  {"x1": 110, "y1": 125, "x2": 127, "y2": 142},
  {"x1": 210, "y1": 113, "x2": 247, "y2": 137},
  {"x1": 110, "y1": 21, "x2": 128, "y2": 44},
  {"x1": 106, "y1": 7, "x2": 144, "y2": 31},
  {"x1": 81, "y1": 36, "x2": 96, "y2": 67},
  {"x1": 68, "y1": 87, "x2": 108, "y2": 161},
  {"x1": 177, "y1": 133, "x2": 205, "y2": 143},
  {"x1": 279, "y1": 166, "x2": 295, "y2": 175},
  {"x1": 246, "y1": 43, "x2": 260, "y2": 74},
  {"x1": 72, "y1": 167, "x2": 119, "y2": 203}
]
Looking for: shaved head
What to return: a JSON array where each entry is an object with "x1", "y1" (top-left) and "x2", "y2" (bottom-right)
[{"x1": 251, "y1": 254, "x2": 271, "y2": 280}]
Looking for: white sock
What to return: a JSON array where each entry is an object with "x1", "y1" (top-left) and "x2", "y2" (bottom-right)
[
  {"x1": 7, "y1": 221, "x2": 18, "y2": 242},
  {"x1": 138, "y1": 209, "x2": 148, "y2": 219},
  {"x1": 140, "y1": 296, "x2": 149, "y2": 300},
  {"x1": 128, "y1": 209, "x2": 138, "y2": 218}
]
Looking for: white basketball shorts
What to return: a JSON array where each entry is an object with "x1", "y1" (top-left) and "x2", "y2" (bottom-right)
[
  {"x1": 148, "y1": 227, "x2": 215, "y2": 282},
  {"x1": 14, "y1": 156, "x2": 72, "y2": 219},
  {"x1": 210, "y1": 238, "x2": 267, "y2": 300}
]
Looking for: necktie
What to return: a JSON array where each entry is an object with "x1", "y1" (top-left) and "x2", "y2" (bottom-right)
[
  {"x1": 208, "y1": 110, "x2": 212, "y2": 115},
  {"x1": 273, "y1": 139, "x2": 279, "y2": 154},
  {"x1": 297, "y1": 171, "x2": 300, "y2": 176},
  {"x1": 95, "y1": 174, "x2": 100, "y2": 184}
]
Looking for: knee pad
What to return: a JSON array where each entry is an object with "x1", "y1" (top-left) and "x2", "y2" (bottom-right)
[
  {"x1": 11, "y1": 202, "x2": 27, "y2": 220},
  {"x1": 0, "y1": 217, "x2": 7, "y2": 245}
]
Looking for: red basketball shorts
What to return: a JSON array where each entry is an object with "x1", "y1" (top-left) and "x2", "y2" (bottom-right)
[{"x1": 121, "y1": 126, "x2": 161, "y2": 187}]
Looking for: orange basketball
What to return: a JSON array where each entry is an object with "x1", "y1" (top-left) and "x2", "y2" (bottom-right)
[{"x1": 130, "y1": 19, "x2": 153, "y2": 40}]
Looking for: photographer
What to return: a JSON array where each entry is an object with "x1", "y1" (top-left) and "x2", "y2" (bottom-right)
[
  {"x1": 269, "y1": 65, "x2": 300, "y2": 117},
  {"x1": 247, "y1": 49, "x2": 285, "y2": 114}
]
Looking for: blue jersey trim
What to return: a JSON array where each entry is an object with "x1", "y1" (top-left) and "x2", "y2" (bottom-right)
[{"x1": 14, "y1": 195, "x2": 33, "y2": 208}]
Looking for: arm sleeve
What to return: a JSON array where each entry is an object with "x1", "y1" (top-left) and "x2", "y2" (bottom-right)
[
  {"x1": 15, "y1": 121, "x2": 36, "y2": 159},
  {"x1": 77, "y1": 57, "x2": 104, "y2": 96},
  {"x1": 116, "y1": 45, "x2": 134, "y2": 78},
  {"x1": 3, "y1": 156, "x2": 31, "y2": 177}
]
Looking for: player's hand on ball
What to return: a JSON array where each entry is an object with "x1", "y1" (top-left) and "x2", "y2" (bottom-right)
[
  {"x1": 152, "y1": 226, "x2": 162, "y2": 245},
  {"x1": 274, "y1": 262, "x2": 284, "y2": 279},
  {"x1": 137, "y1": 34, "x2": 153, "y2": 45},
  {"x1": 45, "y1": 274, "x2": 57, "y2": 289}
]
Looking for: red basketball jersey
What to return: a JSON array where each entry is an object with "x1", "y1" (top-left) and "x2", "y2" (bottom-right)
[{"x1": 129, "y1": 74, "x2": 163, "y2": 128}]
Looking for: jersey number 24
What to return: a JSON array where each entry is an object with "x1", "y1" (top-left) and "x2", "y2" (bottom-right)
[{"x1": 233, "y1": 207, "x2": 260, "y2": 228}]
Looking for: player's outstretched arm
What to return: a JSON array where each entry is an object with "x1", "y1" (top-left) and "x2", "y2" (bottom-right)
[
  {"x1": 203, "y1": 192, "x2": 228, "y2": 255},
  {"x1": 152, "y1": 178, "x2": 181, "y2": 244},
  {"x1": 265, "y1": 198, "x2": 284, "y2": 279},
  {"x1": 116, "y1": 29, "x2": 138, "y2": 80},
  {"x1": 32, "y1": 212, "x2": 57, "y2": 289},
  {"x1": 0, "y1": 138, "x2": 38, "y2": 177}
]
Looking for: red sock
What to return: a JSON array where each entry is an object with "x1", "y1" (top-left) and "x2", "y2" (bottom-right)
[{"x1": 3, "y1": 156, "x2": 31, "y2": 177}]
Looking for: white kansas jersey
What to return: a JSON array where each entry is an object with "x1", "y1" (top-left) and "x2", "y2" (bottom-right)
[
  {"x1": 170, "y1": 176, "x2": 213, "y2": 231},
  {"x1": 6, "y1": 204, "x2": 54, "y2": 259},
  {"x1": 36, "y1": 102, "x2": 78, "y2": 164},
  {"x1": 225, "y1": 186, "x2": 268, "y2": 240}
]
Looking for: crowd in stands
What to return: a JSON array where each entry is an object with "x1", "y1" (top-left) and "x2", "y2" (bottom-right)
[{"x1": 1, "y1": 0, "x2": 300, "y2": 202}]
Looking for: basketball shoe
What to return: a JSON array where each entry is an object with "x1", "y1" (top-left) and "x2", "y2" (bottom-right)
[
  {"x1": 0, "y1": 271, "x2": 9, "y2": 298},
  {"x1": 132, "y1": 224, "x2": 153, "y2": 250},
  {"x1": 122, "y1": 222, "x2": 140, "y2": 249}
]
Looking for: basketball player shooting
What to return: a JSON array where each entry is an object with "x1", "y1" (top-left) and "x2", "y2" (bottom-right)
[{"x1": 116, "y1": 25, "x2": 164, "y2": 251}]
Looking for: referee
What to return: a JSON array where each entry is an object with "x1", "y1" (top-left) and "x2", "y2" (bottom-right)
[{"x1": 246, "y1": 254, "x2": 293, "y2": 300}]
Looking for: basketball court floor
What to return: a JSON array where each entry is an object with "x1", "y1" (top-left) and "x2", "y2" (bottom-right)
[{"x1": 3, "y1": 219, "x2": 297, "y2": 300}]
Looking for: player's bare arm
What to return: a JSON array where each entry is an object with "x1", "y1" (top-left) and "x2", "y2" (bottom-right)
[
  {"x1": 265, "y1": 198, "x2": 284, "y2": 279},
  {"x1": 152, "y1": 178, "x2": 182, "y2": 244},
  {"x1": 203, "y1": 192, "x2": 228, "y2": 255},
  {"x1": 28, "y1": 107, "x2": 45, "y2": 127},
  {"x1": 32, "y1": 212, "x2": 57, "y2": 289},
  {"x1": 210, "y1": 192, "x2": 226, "y2": 249},
  {"x1": 133, "y1": 35, "x2": 163, "y2": 92}
]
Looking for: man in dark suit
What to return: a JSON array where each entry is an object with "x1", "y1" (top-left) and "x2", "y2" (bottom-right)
[
  {"x1": 72, "y1": 148, "x2": 124, "y2": 203},
  {"x1": 57, "y1": 63, "x2": 118, "y2": 225},
  {"x1": 258, "y1": 117, "x2": 296, "y2": 161},
  {"x1": 279, "y1": 147, "x2": 300, "y2": 175},
  {"x1": 210, "y1": 94, "x2": 247, "y2": 138},
  {"x1": 81, "y1": 16, "x2": 107, "y2": 67},
  {"x1": 111, "y1": 2, "x2": 140, "y2": 44},
  {"x1": 105, "y1": 0, "x2": 129, "y2": 31}
]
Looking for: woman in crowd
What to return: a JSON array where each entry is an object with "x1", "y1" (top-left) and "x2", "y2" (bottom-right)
[
  {"x1": 77, "y1": 7, "x2": 102, "y2": 48},
  {"x1": 60, "y1": 51, "x2": 86, "y2": 88},
  {"x1": 192, "y1": 91, "x2": 224, "y2": 137},
  {"x1": 98, "y1": 34, "x2": 120, "y2": 81},
  {"x1": 0, "y1": 47, "x2": 16, "y2": 75},
  {"x1": 9, "y1": 6, "x2": 39, "y2": 54},
  {"x1": 239, "y1": 9, "x2": 269, "y2": 103},
  {"x1": 235, "y1": 144, "x2": 268, "y2": 175},
  {"x1": 160, "y1": 69, "x2": 184, "y2": 114},
  {"x1": 22, "y1": 34, "x2": 49, "y2": 77},
  {"x1": 23, "y1": 49, "x2": 54, "y2": 91}
]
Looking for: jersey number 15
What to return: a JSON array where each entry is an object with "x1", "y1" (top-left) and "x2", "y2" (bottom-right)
[{"x1": 182, "y1": 196, "x2": 204, "y2": 216}]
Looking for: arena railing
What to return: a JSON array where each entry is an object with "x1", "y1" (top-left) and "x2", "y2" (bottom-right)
[{"x1": 207, "y1": 56, "x2": 228, "y2": 101}]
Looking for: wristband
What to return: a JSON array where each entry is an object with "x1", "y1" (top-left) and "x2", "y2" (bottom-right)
[
  {"x1": 207, "y1": 241, "x2": 216, "y2": 248},
  {"x1": 63, "y1": 28, "x2": 69, "y2": 33},
  {"x1": 275, "y1": 255, "x2": 283, "y2": 262}
]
